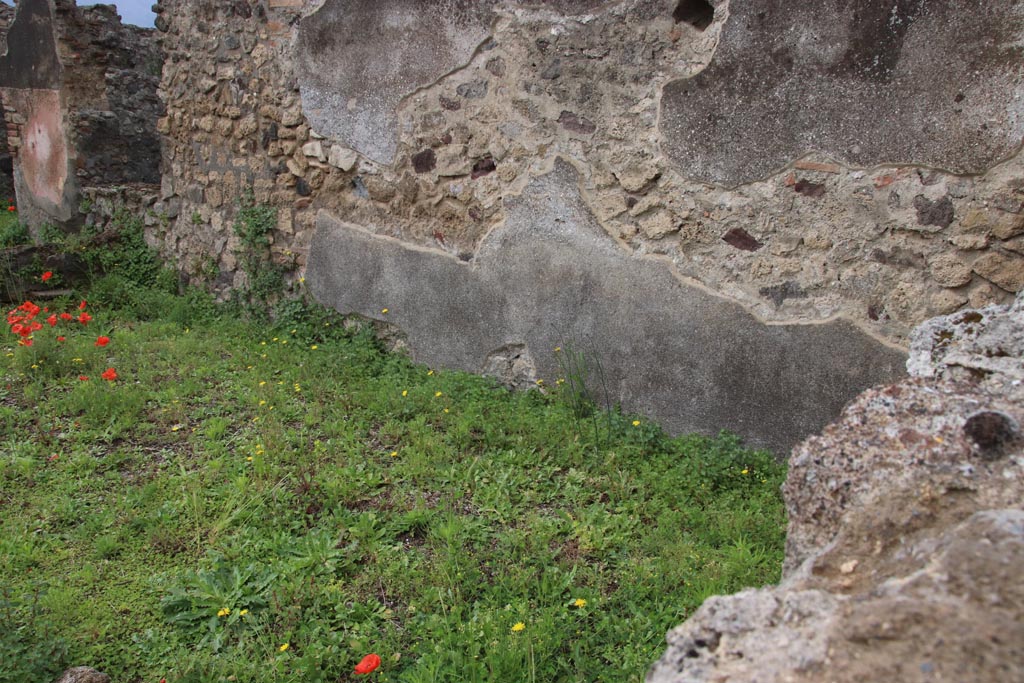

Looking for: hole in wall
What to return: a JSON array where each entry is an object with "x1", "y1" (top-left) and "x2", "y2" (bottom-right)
[{"x1": 673, "y1": 0, "x2": 715, "y2": 31}]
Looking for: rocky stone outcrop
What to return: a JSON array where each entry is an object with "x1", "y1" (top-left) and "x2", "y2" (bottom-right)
[
  {"x1": 52, "y1": 667, "x2": 110, "y2": 683},
  {"x1": 647, "y1": 292, "x2": 1024, "y2": 683}
]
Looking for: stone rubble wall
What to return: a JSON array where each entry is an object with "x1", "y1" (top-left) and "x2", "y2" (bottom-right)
[
  {"x1": 153, "y1": 0, "x2": 1024, "y2": 341},
  {"x1": 0, "y1": 3, "x2": 15, "y2": 203},
  {"x1": 149, "y1": 0, "x2": 1024, "y2": 451},
  {"x1": 55, "y1": 3, "x2": 164, "y2": 188}
]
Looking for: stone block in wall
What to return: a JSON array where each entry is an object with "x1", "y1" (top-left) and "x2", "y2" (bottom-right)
[
  {"x1": 327, "y1": 145, "x2": 357, "y2": 172},
  {"x1": 973, "y1": 252, "x2": 1024, "y2": 292}
]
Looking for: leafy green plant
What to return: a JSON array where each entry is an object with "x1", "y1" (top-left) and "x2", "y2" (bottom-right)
[
  {"x1": 231, "y1": 191, "x2": 287, "y2": 317},
  {"x1": 0, "y1": 586, "x2": 69, "y2": 683},
  {"x1": 0, "y1": 216, "x2": 30, "y2": 248},
  {"x1": 37, "y1": 222, "x2": 64, "y2": 246},
  {"x1": 553, "y1": 342, "x2": 616, "y2": 453},
  {"x1": 161, "y1": 562, "x2": 277, "y2": 651},
  {"x1": 80, "y1": 208, "x2": 174, "y2": 290}
]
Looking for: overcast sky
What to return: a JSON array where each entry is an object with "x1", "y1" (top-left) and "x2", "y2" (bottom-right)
[
  {"x1": 0, "y1": 1, "x2": 156, "y2": 28},
  {"x1": 85, "y1": 1, "x2": 156, "y2": 27}
]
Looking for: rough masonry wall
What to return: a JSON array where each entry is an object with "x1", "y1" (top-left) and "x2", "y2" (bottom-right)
[
  {"x1": 152, "y1": 0, "x2": 1024, "y2": 451},
  {"x1": 55, "y1": 3, "x2": 164, "y2": 188},
  {"x1": 0, "y1": 3, "x2": 16, "y2": 203}
]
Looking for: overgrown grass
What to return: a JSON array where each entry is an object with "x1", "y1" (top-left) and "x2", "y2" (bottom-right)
[{"x1": 2, "y1": 254, "x2": 786, "y2": 682}]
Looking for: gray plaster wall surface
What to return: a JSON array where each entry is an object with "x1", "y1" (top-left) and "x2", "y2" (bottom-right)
[
  {"x1": 295, "y1": 0, "x2": 618, "y2": 165},
  {"x1": 660, "y1": 0, "x2": 1024, "y2": 187},
  {"x1": 296, "y1": 0, "x2": 499, "y2": 165},
  {"x1": 309, "y1": 160, "x2": 907, "y2": 454}
]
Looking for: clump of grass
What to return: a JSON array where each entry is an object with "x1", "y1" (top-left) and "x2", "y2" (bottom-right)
[{"x1": 1, "y1": 253, "x2": 786, "y2": 683}]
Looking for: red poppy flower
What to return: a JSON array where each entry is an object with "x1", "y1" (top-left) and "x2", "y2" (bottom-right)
[
  {"x1": 101, "y1": 367, "x2": 117, "y2": 381},
  {"x1": 41, "y1": 271, "x2": 52, "y2": 282},
  {"x1": 78, "y1": 312, "x2": 92, "y2": 324},
  {"x1": 79, "y1": 375, "x2": 89, "y2": 381},
  {"x1": 95, "y1": 336, "x2": 110, "y2": 347},
  {"x1": 57, "y1": 336, "x2": 66, "y2": 342},
  {"x1": 79, "y1": 301, "x2": 88, "y2": 310},
  {"x1": 47, "y1": 314, "x2": 57, "y2": 327},
  {"x1": 7, "y1": 205, "x2": 14, "y2": 212},
  {"x1": 60, "y1": 312, "x2": 73, "y2": 321},
  {"x1": 19, "y1": 301, "x2": 41, "y2": 316},
  {"x1": 19, "y1": 339, "x2": 32, "y2": 346},
  {"x1": 354, "y1": 654, "x2": 381, "y2": 675}
]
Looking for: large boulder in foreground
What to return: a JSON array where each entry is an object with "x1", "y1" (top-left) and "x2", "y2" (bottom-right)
[{"x1": 647, "y1": 293, "x2": 1024, "y2": 683}]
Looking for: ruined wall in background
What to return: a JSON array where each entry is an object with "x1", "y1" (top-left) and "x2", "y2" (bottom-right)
[
  {"x1": 0, "y1": 0, "x2": 163, "y2": 230},
  {"x1": 0, "y1": 3, "x2": 16, "y2": 203},
  {"x1": 152, "y1": 0, "x2": 1024, "y2": 452},
  {"x1": 55, "y1": 3, "x2": 164, "y2": 188}
]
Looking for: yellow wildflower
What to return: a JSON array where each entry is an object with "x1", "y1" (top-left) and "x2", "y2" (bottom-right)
[
  {"x1": 435, "y1": 391, "x2": 443, "y2": 398},
  {"x1": 259, "y1": 381, "x2": 266, "y2": 387},
  {"x1": 573, "y1": 598, "x2": 587, "y2": 608},
  {"x1": 632, "y1": 420, "x2": 641, "y2": 427},
  {"x1": 239, "y1": 609, "x2": 249, "y2": 616},
  {"x1": 279, "y1": 643, "x2": 290, "y2": 652},
  {"x1": 402, "y1": 390, "x2": 408, "y2": 397},
  {"x1": 511, "y1": 622, "x2": 525, "y2": 633},
  {"x1": 390, "y1": 451, "x2": 398, "y2": 458},
  {"x1": 310, "y1": 345, "x2": 318, "y2": 350},
  {"x1": 741, "y1": 469, "x2": 749, "y2": 475},
  {"x1": 217, "y1": 607, "x2": 230, "y2": 617},
  {"x1": 381, "y1": 308, "x2": 389, "y2": 314},
  {"x1": 427, "y1": 370, "x2": 434, "y2": 376}
]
